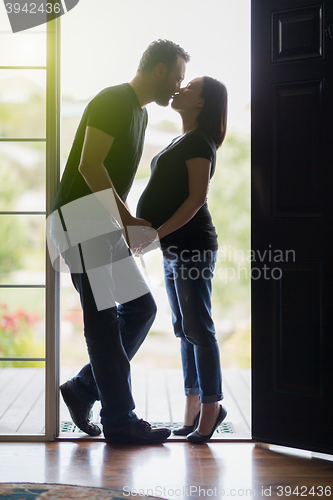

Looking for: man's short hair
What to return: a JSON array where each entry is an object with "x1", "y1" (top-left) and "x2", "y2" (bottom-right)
[{"x1": 138, "y1": 39, "x2": 190, "y2": 74}]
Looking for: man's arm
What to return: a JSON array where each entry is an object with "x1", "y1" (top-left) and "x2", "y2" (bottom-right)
[{"x1": 78, "y1": 126, "x2": 150, "y2": 229}]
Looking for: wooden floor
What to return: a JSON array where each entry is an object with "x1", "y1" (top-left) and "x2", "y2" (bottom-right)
[
  {"x1": 1, "y1": 367, "x2": 333, "y2": 499},
  {"x1": 0, "y1": 366, "x2": 251, "y2": 440},
  {"x1": 0, "y1": 367, "x2": 45, "y2": 435},
  {"x1": 0, "y1": 441, "x2": 333, "y2": 499}
]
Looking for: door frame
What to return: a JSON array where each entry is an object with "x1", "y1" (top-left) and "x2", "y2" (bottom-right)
[{"x1": 45, "y1": 14, "x2": 61, "y2": 441}]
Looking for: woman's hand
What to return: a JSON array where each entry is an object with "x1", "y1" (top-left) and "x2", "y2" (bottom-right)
[
  {"x1": 123, "y1": 217, "x2": 155, "y2": 252},
  {"x1": 133, "y1": 227, "x2": 160, "y2": 256}
]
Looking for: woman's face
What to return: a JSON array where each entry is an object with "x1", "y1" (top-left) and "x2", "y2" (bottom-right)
[{"x1": 171, "y1": 77, "x2": 204, "y2": 112}]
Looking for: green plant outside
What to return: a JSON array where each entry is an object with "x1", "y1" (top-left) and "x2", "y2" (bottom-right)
[{"x1": 0, "y1": 303, "x2": 44, "y2": 367}]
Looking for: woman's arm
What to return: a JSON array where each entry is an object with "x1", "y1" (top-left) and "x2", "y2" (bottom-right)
[{"x1": 157, "y1": 157, "x2": 211, "y2": 240}]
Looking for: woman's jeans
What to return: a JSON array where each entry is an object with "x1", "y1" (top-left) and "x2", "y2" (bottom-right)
[
  {"x1": 163, "y1": 249, "x2": 223, "y2": 403},
  {"x1": 48, "y1": 207, "x2": 156, "y2": 429}
]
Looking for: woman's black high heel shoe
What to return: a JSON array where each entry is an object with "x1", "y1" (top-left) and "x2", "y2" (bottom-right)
[
  {"x1": 187, "y1": 405, "x2": 227, "y2": 443},
  {"x1": 173, "y1": 411, "x2": 200, "y2": 436}
]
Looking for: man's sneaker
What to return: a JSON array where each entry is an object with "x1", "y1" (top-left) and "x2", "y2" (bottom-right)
[
  {"x1": 104, "y1": 419, "x2": 171, "y2": 445},
  {"x1": 60, "y1": 381, "x2": 101, "y2": 436}
]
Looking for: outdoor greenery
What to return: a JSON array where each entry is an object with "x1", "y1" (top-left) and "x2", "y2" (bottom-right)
[
  {"x1": 0, "y1": 76, "x2": 46, "y2": 365},
  {"x1": 0, "y1": 75, "x2": 45, "y2": 139},
  {"x1": 0, "y1": 157, "x2": 26, "y2": 276},
  {"x1": 209, "y1": 131, "x2": 251, "y2": 367},
  {"x1": 210, "y1": 131, "x2": 251, "y2": 314},
  {"x1": 0, "y1": 303, "x2": 44, "y2": 366},
  {"x1": 0, "y1": 147, "x2": 45, "y2": 280}
]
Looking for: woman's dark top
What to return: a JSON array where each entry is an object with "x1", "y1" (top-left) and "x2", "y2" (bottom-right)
[{"x1": 136, "y1": 128, "x2": 218, "y2": 254}]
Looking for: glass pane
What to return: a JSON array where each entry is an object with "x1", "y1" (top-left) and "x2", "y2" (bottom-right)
[
  {"x1": 0, "y1": 142, "x2": 46, "y2": 211},
  {"x1": 0, "y1": 288, "x2": 45, "y2": 359},
  {"x1": 0, "y1": 69, "x2": 46, "y2": 139},
  {"x1": 0, "y1": 6, "x2": 47, "y2": 32},
  {"x1": 0, "y1": 33, "x2": 46, "y2": 66},
  {"x1": 0, "y1": 214, "x2": 45, "y2": 285},
  {"x1": 0, "y1": 361, "x2": 45, "y2": 435}
]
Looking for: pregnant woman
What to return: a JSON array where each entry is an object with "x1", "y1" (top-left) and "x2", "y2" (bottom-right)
[{"x1": 137, "y1": 76, "x2": 228, "y2": 443}]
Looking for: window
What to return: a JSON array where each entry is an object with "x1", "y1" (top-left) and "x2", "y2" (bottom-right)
[{"x1": 0, "y1": 15, "x2": 60, "y2": 440}]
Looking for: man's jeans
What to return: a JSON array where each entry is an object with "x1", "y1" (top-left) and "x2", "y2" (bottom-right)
[
  {"x1": 50, "y1": 212, "x2": 156, "y2": 429},
  {"x1": 163, "y1": 249, "x2": 223, "y2": 403},
  {"x1": 69, "y1": 271, "x2": 156, "y2": 428}
]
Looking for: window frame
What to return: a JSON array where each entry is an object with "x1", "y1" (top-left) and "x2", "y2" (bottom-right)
[{"x1": 0, "y1": 16, "x2": 61, "y2": 442}]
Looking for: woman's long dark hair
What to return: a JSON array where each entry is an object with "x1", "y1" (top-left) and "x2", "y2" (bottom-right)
[{"x1": 197, "y1": 76, "x2": 228, "y2": 148}]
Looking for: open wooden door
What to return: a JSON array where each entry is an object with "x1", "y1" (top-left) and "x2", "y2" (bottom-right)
[{"x1": 251, "y1": 0, "x2": 333, "y2": 454}]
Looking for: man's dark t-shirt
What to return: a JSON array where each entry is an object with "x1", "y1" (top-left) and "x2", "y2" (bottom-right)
[
  {"x1": 136, "y1": 129, "x2": 218, "y2": 253},
  {"x1": 51, "y1": 83, "x2": 148, "y2": 213}
]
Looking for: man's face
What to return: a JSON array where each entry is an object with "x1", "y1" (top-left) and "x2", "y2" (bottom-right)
[{"x1": 155, "y1": 57, "x2": 186, "y2": 107}]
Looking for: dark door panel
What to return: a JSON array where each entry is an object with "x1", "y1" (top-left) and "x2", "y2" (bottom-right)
[{"x1": 251, "y1": 0, "x2": 333, "y2": 454}]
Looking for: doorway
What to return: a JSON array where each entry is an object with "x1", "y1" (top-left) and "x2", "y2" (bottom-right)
[{"x1": 58, "y1": 0, "x2": 251, "y2": 439}]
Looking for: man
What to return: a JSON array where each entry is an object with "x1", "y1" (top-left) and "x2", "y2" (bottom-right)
[{"x1": 49, "y1": 40, "x2": 189, "y2": 445}]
